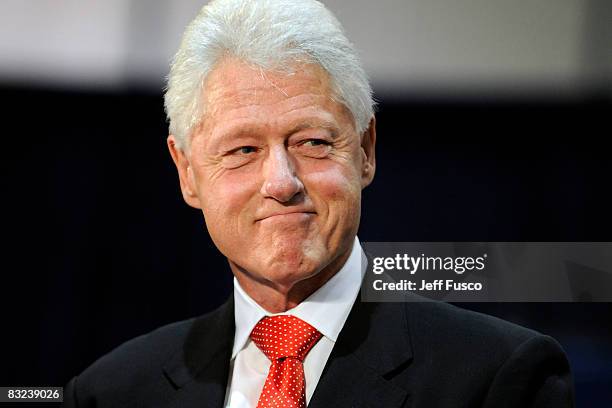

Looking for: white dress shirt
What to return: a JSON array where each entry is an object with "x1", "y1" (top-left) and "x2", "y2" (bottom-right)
[{"x1": 224, "y1": 236, "x2": 366, "y2": 408}]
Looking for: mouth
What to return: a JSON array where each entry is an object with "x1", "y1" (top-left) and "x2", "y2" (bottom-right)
[{"x1": 256, "y1": 211, "x2": 316, "y2": 222}]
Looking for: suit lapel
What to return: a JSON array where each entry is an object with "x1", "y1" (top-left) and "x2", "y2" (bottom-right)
[
  {"x1": 159, "y1": 266, "x2": 415, "y2": 408},
  {"x1": 309, "y1": 300, "x2": 413, "y2": 408},
  {"x1": 163, "y1": 296, "x2": 235, "y2": 408}
]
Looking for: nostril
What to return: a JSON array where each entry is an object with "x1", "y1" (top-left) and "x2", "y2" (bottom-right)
[{"x1": 262, "y1": 177, "x2": 304, "y2": 202}]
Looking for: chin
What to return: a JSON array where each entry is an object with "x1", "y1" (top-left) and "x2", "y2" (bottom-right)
[{"x1": 259, "y1": 241, "x2": 326, "y2": 284}]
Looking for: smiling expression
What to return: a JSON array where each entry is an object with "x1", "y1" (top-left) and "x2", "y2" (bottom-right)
[{"x1": 168, "y1": 57, "x2": 375, "y2": 297}]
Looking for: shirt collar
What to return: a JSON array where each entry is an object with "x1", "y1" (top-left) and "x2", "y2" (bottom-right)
[{"x1": 232, "y1": 236, "x2": 366, "y2": 359}]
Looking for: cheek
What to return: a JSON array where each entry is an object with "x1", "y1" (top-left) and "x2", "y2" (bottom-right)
[
  {"x1": 200, "y1": 173, "x2": 260, "y2": 229},
  {"x1": 304, "y1": 162, "x2": 362, "y2": 212}
]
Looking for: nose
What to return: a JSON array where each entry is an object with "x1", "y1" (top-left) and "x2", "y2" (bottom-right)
[{"x1": 260, "y1": 145, "x2": 304, "y2": 202}]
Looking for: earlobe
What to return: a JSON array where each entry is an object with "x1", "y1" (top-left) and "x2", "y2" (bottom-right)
[
  {"x1": 186, "y1": 166, "x2": 193, "y2": 190},
  {"x1": 360, "y1": 116, "x2": 377, "y2": 188},
  {"x1": 167, "y1": 135, "x2": 201, "y2": 209},
  {"x1": 186, "y1": 165, "x2": 198, "y2": 198}
]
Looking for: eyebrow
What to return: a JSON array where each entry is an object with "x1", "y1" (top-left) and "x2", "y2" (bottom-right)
[
  {"x1": 284, "y1": 121, "x2": 340, "y2": 139},
  {"x1": 211, "y1": 117, "x2": 340, "y2": 144}
]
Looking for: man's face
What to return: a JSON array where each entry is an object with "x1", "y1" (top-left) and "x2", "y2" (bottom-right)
[{"x1": 168, "y1": 58, "x2": 375, "y2": 292}]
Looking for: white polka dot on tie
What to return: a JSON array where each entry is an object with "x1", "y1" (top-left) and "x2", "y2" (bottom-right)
[{"x1": 250, "y1": 315, "x2": 322, "y2": 408}]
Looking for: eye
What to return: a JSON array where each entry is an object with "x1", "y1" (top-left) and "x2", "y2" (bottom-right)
[
  {"x1": 306, "y1": 139, "x2": 327, "y2": 146},
  {"x1": 221, "y1": 145, "x2": 259, "y2": 169},
  {"x1": 237, "y1": 146, "x2": 257, "y2": 154},
  {"x1": 294, "y1": 138, "x2": 332, "y2": 158},
  {"x1": 303, "y1": 139, "x2": 330, "y2": 147}
]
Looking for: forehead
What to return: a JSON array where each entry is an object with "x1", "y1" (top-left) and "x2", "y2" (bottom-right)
[{"x1": 201, "y1": 58, "x2": 345, "y2": 125}]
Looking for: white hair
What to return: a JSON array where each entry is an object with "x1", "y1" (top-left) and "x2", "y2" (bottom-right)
[{"x1": 164, "y1": 0, "x2": 375, "y2": 150}]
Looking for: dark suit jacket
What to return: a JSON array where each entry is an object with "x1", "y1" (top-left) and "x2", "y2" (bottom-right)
[{"x1": 63, "y1": 295, "x2": 574, "y2": 407}]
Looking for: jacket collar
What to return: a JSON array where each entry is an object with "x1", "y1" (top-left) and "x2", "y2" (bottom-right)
[
  {"x1": 309, "y1": 299, "x2": 414, "y2": 408},
  {"x1": 161, "y1": 261, "x2": 415, "y2": 408},
  {"x1": 162, "y1": 295, "x2": 235, "y2": 408}
]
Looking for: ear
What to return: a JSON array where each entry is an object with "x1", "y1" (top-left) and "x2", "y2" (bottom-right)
[
  {"x1": 167, "y1": 135, "x2": 202, "y2": 209},
  {"x1": 360, "y1": 116, "x2": 377, "y2": 189}
]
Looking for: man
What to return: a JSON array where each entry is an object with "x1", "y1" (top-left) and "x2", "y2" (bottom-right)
[{"x1": 63, "y1": 0, "x2": 574, "y2": 407}]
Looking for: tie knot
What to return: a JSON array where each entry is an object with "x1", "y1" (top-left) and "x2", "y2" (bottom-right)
[{"x1": 250, "y1": 315, "x2": 322, "y2": 362}]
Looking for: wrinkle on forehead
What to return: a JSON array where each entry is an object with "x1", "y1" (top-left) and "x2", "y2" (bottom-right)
[
  {"x1": 188, "y1": 56, "x2": 356, "y2": 149},
  {"x1": 259, "y1": 67, "x2": 289, "y2": 97},
  {"x1": 203, "y1": 57, "x2": 333, "y2": 109}
]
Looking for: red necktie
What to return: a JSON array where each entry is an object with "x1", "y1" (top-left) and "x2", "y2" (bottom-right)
[{"x1": 250, "y1": 315, "x2": 322, "y2": 408}]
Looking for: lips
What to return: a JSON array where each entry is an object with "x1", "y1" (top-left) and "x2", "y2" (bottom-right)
[{"x1": 256, "y1": 210, "x2": 316, "y2": 222}]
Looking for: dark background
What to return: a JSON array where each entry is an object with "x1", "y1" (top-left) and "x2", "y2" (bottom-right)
[{"x1": 1, "y1": 84, "x2": 611, "y2": 406}]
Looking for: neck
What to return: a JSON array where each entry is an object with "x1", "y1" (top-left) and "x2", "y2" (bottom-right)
[{"x1": 230, "y1": 248, "x2": 352, "y2": 313}]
